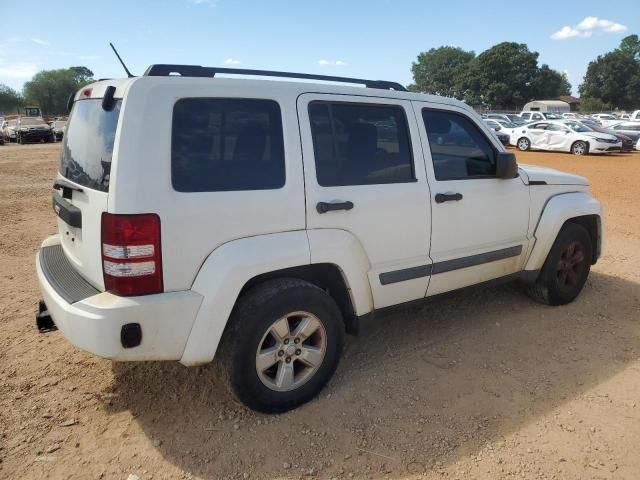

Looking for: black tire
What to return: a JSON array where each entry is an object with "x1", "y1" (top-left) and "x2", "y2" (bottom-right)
[
  {"x1": 517, "y1": 137, "x2": 531, "y2": 151},
  {"x1": 527, "y1": 223, "x2": 592, "y2": 306},
  {"x1": 571, "y1": 140, "x2": 588, "y2": 156},
  {"x1": 217, "y1": 278, "x2": 344, "y2": 413}
]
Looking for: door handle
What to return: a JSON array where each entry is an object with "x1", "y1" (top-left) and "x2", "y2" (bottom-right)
[
  {"x1": 435, "y1": 193, "x2": 463, "y2": 204},
  {"x1": 316, "y1": 201, "x2": 354, "y2": 214}
]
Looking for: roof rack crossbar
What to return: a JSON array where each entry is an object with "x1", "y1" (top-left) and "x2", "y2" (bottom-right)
[{"x1": 143, "y1": 64, "x2": 407, "y2": 91}]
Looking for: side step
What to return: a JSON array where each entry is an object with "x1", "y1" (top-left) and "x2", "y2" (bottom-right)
[{"x1": 36, "y1": 300, "x2": 57, "y2": 333}]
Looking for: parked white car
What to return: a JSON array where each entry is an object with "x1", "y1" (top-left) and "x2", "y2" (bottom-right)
[
  {"x1": 511, "y1": 120, "x2": 621, "y2": 155},
  {"x1": 520, "y1": 111, "x2": 564, "y2": 122},
  {"x1": 631, "y1": 110, "x2": 640, "y2": 121},
  {"x1": 637, "y1": 137, "x2": 640, "y2": 150},
  {"x1": 485, "y1": 113, "x2": 511, "y2": 122},
  {"x1": 484, "y1": 118, "x2": 518, "y2": 137},
  {"x1": 35, "y1": 66, "x2": 604, "y2": 412}
]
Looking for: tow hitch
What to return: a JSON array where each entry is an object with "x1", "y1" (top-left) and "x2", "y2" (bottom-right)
[{"x1": 36, "y1": 300, "x2": 57, "y2": 333}]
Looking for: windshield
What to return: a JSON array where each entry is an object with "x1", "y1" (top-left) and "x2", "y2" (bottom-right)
[
  {"x1": 566, "y1": 122, "x2": 592, "y2": 133},
  {"x1": 19, "y1": 118, "x2": 46, "y2": 126},
  {"x1": 507, "y1": 115, "x2": 526, "y2": 125},
  {"x1": 543, "y1": 113, "x2": 562, "y2": 119},
  {"x1": 498, "y1": 121, "x2": 517, "y2": 128},
  {"x1": 60, "y1": 99, "x2": 122, "y2": 192}
]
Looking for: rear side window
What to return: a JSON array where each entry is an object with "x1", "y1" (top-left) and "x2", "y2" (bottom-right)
[
  {"x1": 60, "y1": 99, "x2": 121, "y2": 192},
  {"x1": 172, "y1": 98, "x2": 285, "y2": 192},
  {"x1": 308, "y1": 102, "x2": 415, "y2": 187},
  {"x1": 422, "y1": 109, "x2": 496, "y2": 181}
]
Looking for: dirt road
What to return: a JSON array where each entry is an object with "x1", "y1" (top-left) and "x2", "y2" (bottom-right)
[{"x1": 1, "y1": 143, "x2": 639, "y2": 480}]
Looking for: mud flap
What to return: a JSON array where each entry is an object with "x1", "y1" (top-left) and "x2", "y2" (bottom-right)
[{"x1": 36, "y1": 300, "x2": 57, "y2": 333}]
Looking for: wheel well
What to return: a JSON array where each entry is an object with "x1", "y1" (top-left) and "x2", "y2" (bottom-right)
[
  {"x1": 565, "y1": 215, "x2": 600, "y2": 264},
  {"x1": 571, "y1": 140, "x2": 590, "y2": 153},
  {"x1": 240, "y1": 264, "x2": 359, "y2": 335}
]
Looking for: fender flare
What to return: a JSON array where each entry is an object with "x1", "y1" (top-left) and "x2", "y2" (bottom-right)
[
  {"x1": 524, "y1": 191, "x2": 603, "y2": 272},
  {"x1": 179, "y1": 229, "x2": 374, "y2": 366}
]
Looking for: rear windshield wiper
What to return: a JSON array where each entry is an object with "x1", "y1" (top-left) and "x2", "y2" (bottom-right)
[{"x1": 53, "y1": 179, "x2": 84, "y2": 198}]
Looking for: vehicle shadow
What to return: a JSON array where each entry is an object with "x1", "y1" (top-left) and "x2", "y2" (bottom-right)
[{"x1": 105, "y1": 271, "x2": 640, "y2": 479}]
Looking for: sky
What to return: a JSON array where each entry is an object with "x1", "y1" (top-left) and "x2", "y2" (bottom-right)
[{"x1": 0, "y1": 0, "x2": 637, "y2": 96}]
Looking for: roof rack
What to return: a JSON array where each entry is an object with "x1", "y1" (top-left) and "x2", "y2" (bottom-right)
[{"x1": 143, "y1": 64, "x2": 407, "y2": 91}]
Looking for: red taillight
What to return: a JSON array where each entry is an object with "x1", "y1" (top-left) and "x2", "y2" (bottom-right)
[{"x1": 101, "y1": 213, "x2": 163, "y2": 296}]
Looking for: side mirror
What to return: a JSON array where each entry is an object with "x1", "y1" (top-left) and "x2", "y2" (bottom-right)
[{"x1": 496, "y1": 151, "x2": 518, "y2": 179}]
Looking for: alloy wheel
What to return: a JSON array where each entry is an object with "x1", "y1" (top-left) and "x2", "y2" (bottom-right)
[
  {"x1": 255, "y1": 311, "x2": 327, "y2": 392},
  {"x1": 555, "y1": 241, "x2": 586, "y2": 289}
]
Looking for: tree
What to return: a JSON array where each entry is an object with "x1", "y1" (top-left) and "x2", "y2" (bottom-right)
[
  {"x1": 464, "y1": 42, "x2": 540, "y2": 109},
  {"x1": 410, "y1": 42, "x2": 574, "y2": 109},
  {"x1": 579, "y1": 35, "x2": 640, "y2": 110},
  {"x1": 579, "y1": 97, "x2": 611, "y2": 113},
  {"x1": 532, "y1": 65, "x2": 571, "y2": 99},
  {"x1": 0, "y1": 84, "x2": 23, "y2": 114},
  {"x1": 22, "y1": 66, "x2": 94, "y2": 116},
  {"x1": 410, "y1": 46, "x2": 475, "y2": 99},
  {"x1": 618, "y1": 34, "x2": 640, "y2": 61}
]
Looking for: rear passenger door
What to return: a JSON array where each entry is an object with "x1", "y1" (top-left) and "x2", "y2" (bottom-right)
[
  {"x1": 414, "y1": 104, "x2": 530, "y2": 296},
  {"x1": 298, "y1": 94, "x2": 432, "y2": 309}
]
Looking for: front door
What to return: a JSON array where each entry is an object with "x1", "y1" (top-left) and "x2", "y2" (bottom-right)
[
  {"x1": 414, "y1": 103, "x2": 531, "y2": 296},
  {"x1": 297, "y1": 94, "x2": 432, "y2": 308}
]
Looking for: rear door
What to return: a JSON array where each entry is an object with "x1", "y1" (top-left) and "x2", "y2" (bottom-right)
[
  {"x1": 298, "y1": 94, "x2": 432, "y2": 308},
  {"x1": 55, "y1": 97, "x2": 122, "y2": 289}
]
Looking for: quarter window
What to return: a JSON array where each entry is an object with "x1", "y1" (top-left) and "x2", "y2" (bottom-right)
[
  {"x1": 422, "y1": 109, "x2": 497, "y2": 181},
  {"x1": 308, "y1": 102, "x2": 415, "y2": 187},
  {"x1": 171, "y1": 98, "x2": 285, "y2": 192}
]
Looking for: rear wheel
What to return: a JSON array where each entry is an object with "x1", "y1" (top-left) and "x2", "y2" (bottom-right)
[
  {"x1": 571, "y1": 141, "x2": 588, "y2": 156},
  {"x1": 517, "y1": 137, "x2": 531, "y2": 151},
  {"x1": 217, "y1": 278, "x2": 344, "y2": 413},
  {"x1": 527, "y1": 223, "x2": 592, "y2": 305}
]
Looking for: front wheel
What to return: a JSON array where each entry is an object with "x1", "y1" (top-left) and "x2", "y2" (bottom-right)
[
  {"x1": 527, "y1": 223, "x2": 592, "y2": 305},
  {"x1": 217, "y1": 278, "x2": 344, "y2": 413},
  {"x1": 571, "y1": 141, "x2": 588, "y2": 156},
  {"x1": 517, "y1": 137, "x2": 531, "y2": 151}
]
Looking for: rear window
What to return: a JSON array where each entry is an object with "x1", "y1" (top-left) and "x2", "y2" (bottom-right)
[
  {"x1": 171, "y1": 98, "x2": 285, "y2": 192},
  {"x1": 60, "y1": 99, "x2": 121, "y2": 192}
]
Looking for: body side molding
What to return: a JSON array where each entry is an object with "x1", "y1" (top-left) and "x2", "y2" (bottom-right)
[{"x1": 378, "y1": 245, "x2": 523, "y2": 285}]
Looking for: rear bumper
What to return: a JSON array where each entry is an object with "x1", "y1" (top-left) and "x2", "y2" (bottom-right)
[{"x1": 36, "y1": 235, "x2": 203, "y2": 361}]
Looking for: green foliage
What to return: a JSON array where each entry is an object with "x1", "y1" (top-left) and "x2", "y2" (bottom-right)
[
  {"x1": 533, "y1": 65, "x2": 571, "y2": 99},
  {"x1": 618, "y1": 34, "x2": 640, "y2": 61},
  {"x1": 578, "y1": 35, "x2": 640, "y2": 110},
  {"x1": 0, "y1": 84, "x2": 24, "y2": 114},
  {"x1": 22, "y1": 66, "x2": 94, "y2": 116},
  {"x1": 579, "y1": 97, "x2": 611, "y2": 113},
  {"x1": 466, "y1": 42, "x2": 540, "y2": 108},
  {"x1": 411, "y1": 42, "x2": 571, "y2": 109},
  {"x1": 411, "y1": 46, "x2": 475, "y2": 99}
]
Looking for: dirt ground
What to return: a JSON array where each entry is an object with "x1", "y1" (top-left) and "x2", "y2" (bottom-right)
[{"x1": 1, "y1": 142, "x2": 639, "y2": 480}]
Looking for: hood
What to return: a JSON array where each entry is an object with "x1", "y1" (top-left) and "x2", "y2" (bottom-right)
[
  {"x1": 518, "y1": 164, "x2": 589, "y2": 186},
  {"x1": 583, "y1": 132, "x2": 618, "y2": 141}
]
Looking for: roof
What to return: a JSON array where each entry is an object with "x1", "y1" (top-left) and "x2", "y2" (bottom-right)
[
  {"x1": 558, "y1": 95, "x2": 581, "y2": 104},
  {"x1": 86, "y1": 75, "x2": 473, "y2": 113},
  {"x1": 525, "y1": 100, "x2": 570, "y2": 106}
]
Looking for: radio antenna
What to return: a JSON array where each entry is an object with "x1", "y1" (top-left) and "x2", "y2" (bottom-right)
[{"x1": 109, "y1": 42, "x2": 134, "y2": 78}]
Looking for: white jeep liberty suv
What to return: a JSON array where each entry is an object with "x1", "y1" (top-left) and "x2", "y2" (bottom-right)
[{"x1": 36, "y1": 65, "x2": 603, "y2": 412}]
